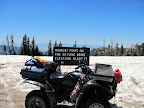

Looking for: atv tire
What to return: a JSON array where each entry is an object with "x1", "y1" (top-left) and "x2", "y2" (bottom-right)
[
  {"x1": 25, "y1": 90, "x2": 50, "y2": 108},
  {"x1": 84, "y1": 98, "x2": 110, "y2": 108}
]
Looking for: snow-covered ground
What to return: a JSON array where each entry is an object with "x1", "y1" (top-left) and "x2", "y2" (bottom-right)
[{"x1": 0, "y1": 55, "x2": 144, "y2": 108}]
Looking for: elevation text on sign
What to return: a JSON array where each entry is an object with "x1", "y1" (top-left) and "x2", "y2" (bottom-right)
[{"x1": 53, "y1": 47, "x2": 90, "y2": 65}]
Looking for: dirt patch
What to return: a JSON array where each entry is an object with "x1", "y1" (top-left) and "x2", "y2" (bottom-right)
[
  {"x1": 129, "y1": 76, "x2": 142, "y2": 88},
  {"x1": 0, "y1": 63, "x2": 7, "y2": 69},
  {"x1": 0, "y1": 83, "x2": 4, "y2": 88},
  {"x1": 0, "y1": 93, "x2": 7, "y2": 100}
]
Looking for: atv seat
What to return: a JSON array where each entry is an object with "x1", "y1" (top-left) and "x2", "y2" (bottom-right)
[
  {"x1": 50, "y1": 72, "x2": 70, "y2": 84},
  {"x1": 49, "y1": 72, "x2": 81, "y2": 88},
  {"x1": 50, "y1": 72, "x2": 69, "y2": 79}
]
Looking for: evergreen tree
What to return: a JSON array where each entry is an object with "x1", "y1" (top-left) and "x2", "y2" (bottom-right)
[
  {"x1": 26, "y1": 37, "x2": 30, "y2": 55},
  {"x1": 54, "y1": 40, "x2": 57, "y2": 47},
  {"x1": 20, "y1": 34, "x2": 27, "y2": 55},
  {"x1": 2, "y1": 41, "x2": 7, "y2": 55},
  {"x1": 31, "y1": 36, "x2": 35, "y2": 56},
  {"x1": 35, "y1": 45, "x2": 40, "y2": 56},
  {"x1": 20, "y1": 40, "x2": 24, "y2": 55},
  {"x1": 141, "y1": 43, "x2": 144, "y2": 56},
  {"x1": 73, "y1": 40, "x2": 76, "y2": 47},
  {"x1": 10, "y1": 34, "x2": 15, "y2": 55},
  {"x1": 6, "y1": 35, "x2": 12, "y2": 55},
  {"x1": 53, "y1": 40, "x2": 57, "y2": 53},
  {"x1": 59, "y1": 41, "x2": 62, "y2": 47},
  {"x1": 48, "y1": 40, "x2": 52, "y2": 56},
  {"x1": 13, "y1": 46, "x2": 17, "y2": 55},
  {"x1": 120, "y1": 44, "x2": 124, "y2": 56},
  {"x1": 115, "y1": 43, "x2": 119, "y2": 56},
  {"x1": 106, "y1": 44, "x2": 111, "y2": 56},
  {"x1": 3, "y1": 45, "x2": 7, "y2": 55},
  {"x1": 137, "y1": 45, "x2": 142, "y2": 56}
]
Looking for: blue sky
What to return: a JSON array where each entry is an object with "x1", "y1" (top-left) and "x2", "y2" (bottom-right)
[{"x1": 0, "y1": 0, "x2": 144, "y2": 48}]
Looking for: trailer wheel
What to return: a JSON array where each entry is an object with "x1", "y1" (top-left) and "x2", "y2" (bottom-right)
[
  {"x1": 25, "y1": 90, "x2": 50, "y2": 108},
  {"x1": 85, "y1": 98, "x2": 110, "y2": 108}
]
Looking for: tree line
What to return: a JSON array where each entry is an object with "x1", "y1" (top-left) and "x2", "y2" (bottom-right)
[
  {"x1": 90, "y1": 39, "x2": 144, "y2": 56},
  {"x1": 2, "y1": 34, "x2": 63, "y2": 56},
  {"x1": 2, "y1": 34, "x2": 16, "y2": 55},
  {"x1": 2, "y1": 34, "x2": 144, "y2": 56}
]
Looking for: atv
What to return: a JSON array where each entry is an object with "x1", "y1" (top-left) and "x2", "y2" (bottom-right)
[{"x1": 20, "y1": 57, "x2": 122, "y2": 108}]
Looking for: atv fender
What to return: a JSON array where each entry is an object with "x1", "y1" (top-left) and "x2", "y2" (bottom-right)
[
  {"x1": 75, "y1": 80, "x2": 113, "y2": 108},
  {"x1": 23, "y1": 80, "x2": 57, "y2": 108},
  {"x1": 23, "y1": 80, "x2": 45, "y2": 88},
  {"x1": 81, "y1": 80, "x2": 113, "y2": 94}
]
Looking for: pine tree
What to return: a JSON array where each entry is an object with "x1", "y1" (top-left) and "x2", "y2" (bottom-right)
[
  {"x1": 54, "y1": 40, "x2": 57, "y2": 47},
  {"x1": 2, "y1": 41, "x2": 7, "y2": 55},
  {"x1": 120, "y1": 44, "x2": 124, "y2": 56},
  {"x1": 3, "y1": 45, "x2": 7, "y2": 55},
  {"x1": 6, "y1": 35, "x2": 12, "y2": 55},
  {"x1": 115, "y1": 43, "x2": 119, "y2": 56},
  {"x1": 141, "y1": 43, "x2": 144, "y2": 56},
  {"x1": 26, "y1": 37, "x2": 30, "y2": 55},
  {"x1": 73, "y1": 40, "x2": 76, "y2": 47},
  {"x1": 137, "y1": 45, "x2": 141, "y2": 56},
  {"x1": 107, "y1": 44, "x2": 110, "y2": 56},
  {"x1": 48, "y1": 40, "x2": 52, "y2": 56},
  {"x1": 20, "y1": 34, "x2": 27, "y2": 55},
  {"x1": 13, "y1": 46, "x2": 17, "y2": 55},
  {"x1": 53, "y1": 40, "x2": 57, "y2": 53},
  {"x1": 35, "y1": 45, "x2": 40, "y2": 56},
  {"x1": 59, "y1": 41, "x2": 62, "y2": 47},
  {"x1": 10, "y1": 34, "x2": 15, "y2": 55},
  {"x1": 31, "y1": 36, "x2": 35, "y2": 56}
]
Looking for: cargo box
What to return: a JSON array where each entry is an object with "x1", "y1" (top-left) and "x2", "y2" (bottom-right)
[
  {"x1": 21, "y1": 66, "x2": 48, "y2": 82},
  {"x1": 93, "y1": 63, "x2": 115, "y2": 82},
  {"x1": 25, "y1": 61, "x2": 34, "y2": 66}
]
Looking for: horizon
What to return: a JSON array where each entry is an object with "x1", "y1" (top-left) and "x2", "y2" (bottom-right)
[
  {"x1": 0, "y1": 41, "x2": 136, "y2": 52},
  {"x1": 0, "y1": 0, "x2": 144, "y2": 47},
  {"x1": 0, "y1": 42, "x2": 101, "y2": 51}
]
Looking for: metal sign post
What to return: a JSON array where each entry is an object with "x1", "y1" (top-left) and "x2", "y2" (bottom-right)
[{"x1": 53, "y1": 47, "x2": 90, "y2": 65}]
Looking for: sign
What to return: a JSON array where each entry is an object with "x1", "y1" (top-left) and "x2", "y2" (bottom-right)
[{"x1": 53, "y1": 47, "x2": 90, "y2": 65}]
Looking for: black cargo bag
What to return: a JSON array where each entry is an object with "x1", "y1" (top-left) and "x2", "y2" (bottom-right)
[
  {"x1": 93, "y1": 63, "x2": 115, "y2": 82},
  {"x1": 44, "y1": 61, "x2": 59, "y2": 73},
  {"x1": 21, "y1": 66, "x2": 49, "y2": 82}
]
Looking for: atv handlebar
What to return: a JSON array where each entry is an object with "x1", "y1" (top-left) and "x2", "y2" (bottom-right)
[
  {"x1": 75, "y1": 64, "x2": 85, "y2": 69},
  {"x1": 75, "y1": 60, "x2": 92, "y2": 75}
]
